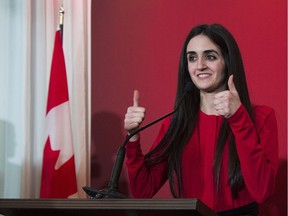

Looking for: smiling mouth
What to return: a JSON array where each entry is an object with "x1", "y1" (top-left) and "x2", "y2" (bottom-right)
[{"x1": 197, "y1": 73, "x2": 211, "y2": 78}]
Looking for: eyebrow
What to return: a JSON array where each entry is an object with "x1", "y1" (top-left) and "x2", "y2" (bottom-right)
[{"x1": 187, "y1": 49, "x2": 220, "y2": 55}]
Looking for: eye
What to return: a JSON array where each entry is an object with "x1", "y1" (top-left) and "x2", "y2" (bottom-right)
[
  {"x1": 205, "y1": 54, "x2": 217, "y2": 61},
  {"x1": 187, "y1": 54, "x2": 197, "y2": 62}
]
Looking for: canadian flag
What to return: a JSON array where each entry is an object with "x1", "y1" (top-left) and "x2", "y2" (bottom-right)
[{"x1": 40, "y1": 30, "x2": 78, "y2": 198}]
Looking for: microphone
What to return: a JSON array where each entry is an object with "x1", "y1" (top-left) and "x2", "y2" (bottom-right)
[{"x1": 83, "y1": 82, "x2": 193, "y2": 199}]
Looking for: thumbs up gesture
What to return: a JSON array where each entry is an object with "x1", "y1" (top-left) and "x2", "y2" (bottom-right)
[
  {"x1": 124, "y1": 90, "x2": 146, "y2": 139},
  {"x1": 213, "y1": 75, "x2": 241, "y2": 118}
]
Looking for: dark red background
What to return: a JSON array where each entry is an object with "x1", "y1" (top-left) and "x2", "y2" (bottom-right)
[{"x1": 91, "y1": 1, "x2": 287, "y2": 215}]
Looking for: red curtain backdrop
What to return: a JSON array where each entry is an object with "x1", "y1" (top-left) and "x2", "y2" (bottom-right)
[{"x1": 91, "y1": 1, "x2": 287, "y2": 215}]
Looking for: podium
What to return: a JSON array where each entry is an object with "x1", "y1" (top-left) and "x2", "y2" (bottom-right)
[{"x1": 0, "y1": 198, "x2": 217, "y2": 216}]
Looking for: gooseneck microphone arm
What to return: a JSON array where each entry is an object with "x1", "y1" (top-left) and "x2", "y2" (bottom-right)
[{"x1": 83, "y1": 82, "x2": 193, "y2": 199}]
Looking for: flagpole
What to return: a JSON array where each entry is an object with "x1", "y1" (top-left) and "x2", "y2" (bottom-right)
[{"x1": 59, "y1": 5, "x2": 64, "y2": 44}]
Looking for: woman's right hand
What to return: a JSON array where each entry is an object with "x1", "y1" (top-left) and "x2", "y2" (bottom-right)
[{"x1": 124, "y1": 90, "x2": 146, "y2": 141}]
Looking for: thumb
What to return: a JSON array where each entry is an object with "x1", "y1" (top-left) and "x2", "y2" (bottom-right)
[
  {"x1": 228, "y1": 75, "x2": 237, "y2": 93},
  {"x1": 133, "y1": 90, "x2": 140, "y2": 107}
]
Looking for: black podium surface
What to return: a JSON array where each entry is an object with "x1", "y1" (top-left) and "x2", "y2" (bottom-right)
[{"x1": 0, "y1": 198, "x2": 218, "y2": 216}]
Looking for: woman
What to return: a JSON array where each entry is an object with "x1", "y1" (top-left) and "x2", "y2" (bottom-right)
[{"x1": 124, "y1": 24, "x2": 278, "y2": 215}]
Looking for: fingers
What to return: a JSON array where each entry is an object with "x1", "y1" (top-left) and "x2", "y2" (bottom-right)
[
  {"x1": 124, "y1": 90, "x2": 145, "y2": 132},
  {"x1": 214, "y1": 75, "x2": 237, "y2": 99},
  {"x1": 213, "y1": 75, "x2": 241, "y2": 118},
  {"x1": 213, "y1": 92, "x2": 231, "y2": 116},
  {"x1": 133, "y1": 90, "x2": 140, "y2": 107},
  {"x1": 228, "y1": 75, "x2": 237, "y2": 93},
  {"x1": 124, "y1": 108, "x2": 145, "y2": 130}
]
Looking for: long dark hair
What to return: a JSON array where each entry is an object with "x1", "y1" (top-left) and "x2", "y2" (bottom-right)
[{"x1": 145, "y1": 24, "x2": 254, "y2": 198}]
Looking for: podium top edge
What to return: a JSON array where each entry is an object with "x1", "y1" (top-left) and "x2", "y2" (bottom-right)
[
  {"x1": 0, "y1": 198, "x2": 218, "y2": 216},
  {"x1": 0, "y1": 198, "x2": 199, "y2": 209}
]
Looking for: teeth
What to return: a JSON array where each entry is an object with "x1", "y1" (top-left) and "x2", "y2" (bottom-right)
[{"x1": 198, "y1": 74, "x2": 210, "y2": 78}]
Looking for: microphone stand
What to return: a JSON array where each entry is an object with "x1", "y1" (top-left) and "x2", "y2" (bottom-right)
[{"x1": 83, "y1": 83, "x2": 192, "y2": 199}]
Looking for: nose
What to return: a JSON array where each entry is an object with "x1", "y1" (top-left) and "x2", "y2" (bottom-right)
[{"x1": 197, "y1": 58, "x2": 206, "y2": 70}]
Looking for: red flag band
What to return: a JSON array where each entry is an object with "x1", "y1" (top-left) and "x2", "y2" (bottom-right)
[{"x1": 40, "y1": 30, "x2": 78, "y2": 198}]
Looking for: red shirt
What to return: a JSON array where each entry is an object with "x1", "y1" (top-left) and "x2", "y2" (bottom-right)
[{"x1": 125, "y1": 105, "x2": 278, "y2": 211}]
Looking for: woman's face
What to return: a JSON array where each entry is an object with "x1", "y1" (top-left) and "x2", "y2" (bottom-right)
[{"x1": 186, "y1": 35, "x2": 226, "y2": 93}]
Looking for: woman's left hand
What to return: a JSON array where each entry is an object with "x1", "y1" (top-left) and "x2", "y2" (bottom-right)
[{"x1": 213, "y1": 75, "x2": 241, "y2": 118}]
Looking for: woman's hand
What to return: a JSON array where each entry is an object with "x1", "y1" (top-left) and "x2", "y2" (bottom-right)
[
  {"x1": 124, "y1": 90, "x2": 145, "y2": 141},
  {"x1": 213, "y1": 75, "x2": 241, "y2": 118}
]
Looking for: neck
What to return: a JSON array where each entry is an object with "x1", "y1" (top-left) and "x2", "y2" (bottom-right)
[{"x1": 200, "y1": 91, "x2": 218, "y2": 115}]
